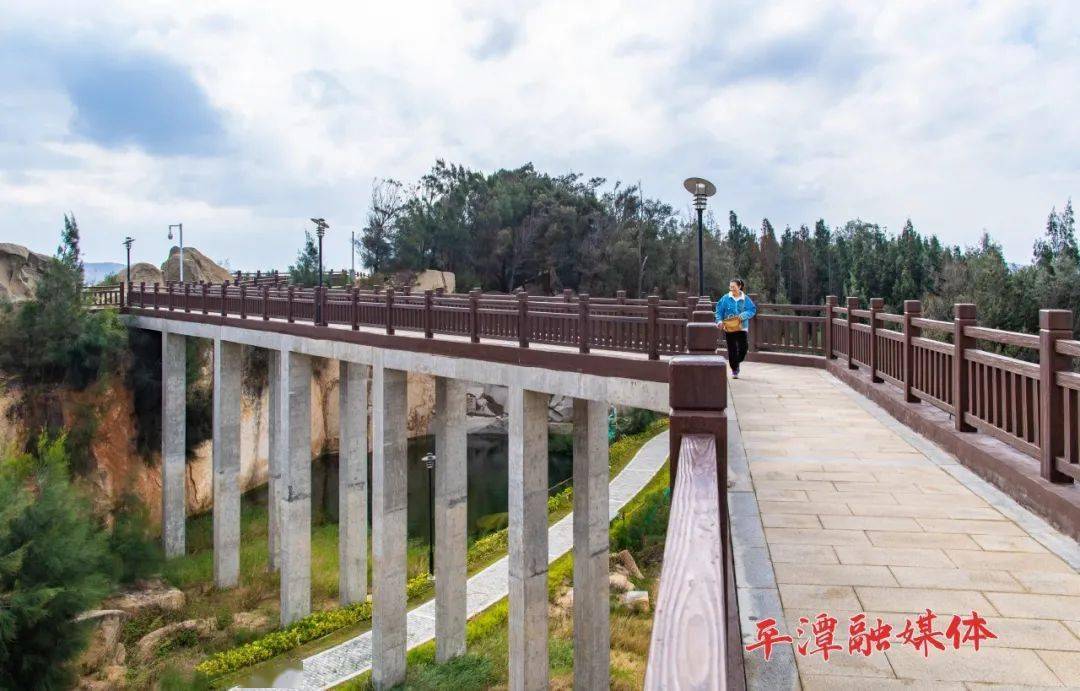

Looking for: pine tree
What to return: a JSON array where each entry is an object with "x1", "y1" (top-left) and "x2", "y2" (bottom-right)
[
  {"x1": 289, "y1": 231, "x2": 321, "y2": 286},
  {"x1": 58, "y1": 213, "x2": 84, "y2": 290}
]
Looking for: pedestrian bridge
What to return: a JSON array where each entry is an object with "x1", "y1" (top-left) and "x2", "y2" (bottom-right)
[{"x1": 102, "y1": 281, "x2": 1080, "y2": 689}]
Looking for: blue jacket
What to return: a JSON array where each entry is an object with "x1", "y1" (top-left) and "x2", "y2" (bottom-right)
[{"x1": 715, "y1": 292, "x2": 757, "y2": 331}]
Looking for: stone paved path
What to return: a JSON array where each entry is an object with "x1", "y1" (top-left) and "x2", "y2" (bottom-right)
[
  {"x1": 292, "y1": 430, "x2": 670, "y2": 689},
  {"x1": 732, "y1": 363, "x2": 1080, "y2": 690}
]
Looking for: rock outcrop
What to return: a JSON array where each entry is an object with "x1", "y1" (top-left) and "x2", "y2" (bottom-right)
[
  {"x1": 119, "y1": 262, "x2": 164, "y2": 286},
  {"x1": 0, "y1": 242, "x2": 51, "y2": 302},
  {"x1": 75, "y1": 610, "x2": 129, "y2": 673},
  {"x1": 161, "y1": 246, "x2": 232, "y2": 284}
]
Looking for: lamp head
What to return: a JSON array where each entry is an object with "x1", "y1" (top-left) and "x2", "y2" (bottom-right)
[{"x1": 683, "y1": 177, "x2": 716, "y2": 211}]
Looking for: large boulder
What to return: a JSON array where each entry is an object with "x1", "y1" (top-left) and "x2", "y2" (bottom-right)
[
  {"x1": 106, "y1": 579, "x2": 185, "y2": 614},
  {"x1": 119, "y1": 262, "x2": 163, "y2": 286},
  {"x1": 414, "y1": 269, "x2": 455, "y2": 293},
  {"x1": 161, "y1": 246, "x2": 232, "y2": 284},
  {"x1": 75, "y1": 609, "x2": 129, "y2": 673},
  {"x1": 136, "y1": 618, "x2": 215, "y2": 661},
  {"x1": 0, "y1": 242, "x2": 51, "y2": 302}
]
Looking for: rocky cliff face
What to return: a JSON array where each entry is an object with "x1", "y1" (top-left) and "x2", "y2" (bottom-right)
[{"x1": 0, "y1": 242, "x2": 51, "y2": 302}]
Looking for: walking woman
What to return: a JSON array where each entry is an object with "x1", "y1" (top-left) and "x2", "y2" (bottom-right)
[{"x1": 715, "y1": 278, "x2": 757, "y2": 378}]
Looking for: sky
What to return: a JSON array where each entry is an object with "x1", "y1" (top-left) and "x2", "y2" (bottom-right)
[{"x1": 0, "y1": 1, "x2": 1077, "y2": 269}]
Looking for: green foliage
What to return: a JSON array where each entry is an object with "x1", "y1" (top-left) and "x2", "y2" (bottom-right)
[
  {"x1": 289, "y1": 231, "x2": 321, "y2": 286},
  {"x1": 0, "y1": 436, "x2": 112, "y2": 689},
  {"x1": 108, "y1": 494, "x2": 163, "y2": 584}
]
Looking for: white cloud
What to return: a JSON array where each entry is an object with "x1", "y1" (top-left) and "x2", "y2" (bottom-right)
[{"x1": 0, "y1": 0, "x2": 1076, "y2": 267}]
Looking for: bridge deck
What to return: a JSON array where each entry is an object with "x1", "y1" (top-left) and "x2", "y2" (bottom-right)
[{"x1": 732, "y1": 363, "x2": 1080, "y2": 689}]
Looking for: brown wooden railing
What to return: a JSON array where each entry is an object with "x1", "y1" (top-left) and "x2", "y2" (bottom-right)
[
  {"x1": 84, "y1": 284, "x2": 124, "y2": 309},
  {"x1": 828, "y1": 296, "x2": 1077, "y2": 485}
]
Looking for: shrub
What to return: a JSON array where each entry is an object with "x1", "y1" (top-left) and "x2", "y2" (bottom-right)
[
  {"x1": 0, "y1": 436, "x2": 113, "y2": 688},
  {"x1": 109, "y1": 493, "x2": 163, "y2": 584}
]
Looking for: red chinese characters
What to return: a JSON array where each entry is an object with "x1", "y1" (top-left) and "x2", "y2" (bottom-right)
[{"x1": 744, "y1": 610, "x2": 996, "y2": 661}]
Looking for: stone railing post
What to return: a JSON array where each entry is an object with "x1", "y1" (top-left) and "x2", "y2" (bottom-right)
[
  {"x1": 517, "y1": 291, "x2": 529, "y2": 347},
  {"x1": 902, "y1": 300, "x2": 921, "y2": 402},
  {"x1": 469, "y1": 288, "x2": 481, "y2": 343},
  {"x1": 824, "y1": 295, "x2": 837, "y2": 358},
  {"x1": 1040, "y1": 309, "x2": 1073, "y2": 483},
  {"x1": 953, "y1": 303, "x2": 977, "y2": 432},
  {"x1": 578, "y1": 293, "x2": 590, "y2": 354},
  {"x1": 846, "y1": 297, "x2": 859, "y2": 369},
  {"x1": 869, "y1": 297, "x2": 884, "y2": 383},
  {"x1": 647, "y1": 295, "x2": 660, "y2": 360}
]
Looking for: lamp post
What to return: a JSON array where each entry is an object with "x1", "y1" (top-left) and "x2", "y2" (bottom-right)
[
  {"x1": 351, "y1": 230, "x2": 356, "y2": 284},
  {"x1": 167, "y1": 223, "x2": 184, "y2": 283},
  {"x1": 682, "y1": 177, "x2": 716, "y2": 297},
  {"x1": 310, "y1": 218, "x2": 328, "y2": 323},
  {"x1": 122, "y1": 236, "x2": 134, "y2": 290},
  {"x1": 422, "y1": 451, "x2": 436, "y2": 576}
]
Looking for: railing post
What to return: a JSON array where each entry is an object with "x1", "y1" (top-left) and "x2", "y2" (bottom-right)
[
  {"x1": 1040, "y1": 309, "x2": 1073, "y2": 483},
  {"x1": 287, "y1": 286, "x2": 295, "y2": 323},
  {"x1": 578, "y1": 293, "x2": 590, "y2": 354},
  {"x1": 221, "y1": 282, "x2": 229, "y2": 318},
  {"x1": 647, "y1": 295, "x2": 660, "y2": 360},
  {"x1": 469, "y1": 288, "x2": 480, "y2": 343},
  {"x1": 351, "y1": 287, "x2": 360, "y2": 331},
  {"x1": 846, "y1": 297, "x2": 859, "y2": 369},
  {"x1": 903, "y1": 300, "x2": 922, "y2": 402},
  {"x1": 953, "y1": 303, "x2": 977, "y2": 432},
  {"x1": 869, "y1": 297, "x2": 884, "y2": 383},
  {"x1": 517, "y1": 291, "x2": 529, "y2": 347},
  {"x1": 824, "y1": 295, "x2": 837, "y2": 358},
  {"x1": 320, "y1": 285, "x2": 329, "y2": 326},
  {"x1": 385, "y1": 286, "x2": 395, "y2": 335},
  {"x1": 262, "y1": 285, "x2": 270, "y2": 320},
  {"x1": 118, "y1": 281, "x2": 126, "y2": 310},
  {"x1": 563, "y1": 288, "x2": 573, "y2": 302},
  {"x1": 748, "y1": 293, "x2": 760, "y2": 352},
  {"x1": 239, "y1": 284, "x2": 247, "y2": 319},
  {"x1": 616, "y1": 290, "x2": 626, "y2": 305},
  {"x1": 167, "y1": 282, "x2": 175, "y2": 311},
  {"x1": 670, "y1": 298, "x2": 723, "y2": 489},
  {"x1": 202, "y1": 283, "x2": 209, "y2": 315},
  {"x1": 139, "y1": 282, "x2": 146, "y2": 309},
  {"x1": 424, "y1": 289, "x2": 434, "y2": 338}
]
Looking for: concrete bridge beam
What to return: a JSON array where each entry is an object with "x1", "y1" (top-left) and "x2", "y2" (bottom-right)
[
  {"x1": 338, "y1": 361, "x2": 370, "y2": 605},
  {"x1": 508, "y1": 385, "x2": 550, "y2": 691},
  {"x1": 372, "y1": 362, "x2": 408, "y2": 689},
  {"x1": 434, "y1": 377, "x2": 468, "y2": 663},
  {"x1": 212, "y1": 339, "x2": 242, "y2": 589},
  {"x1": 572, "y1": 398, "x2": 610, "y2": 690},
  {"x1": 161, "y1": 331, "x2": 187, "y2": 559},
  {"x1": 279, "y1": 350, "x2": 313, "y2": 626}
]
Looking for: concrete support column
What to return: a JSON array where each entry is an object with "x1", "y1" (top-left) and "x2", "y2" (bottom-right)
[
  {"x1": 572, "y1": 398, "x2": 610, "y2": 690},
  {"x1": 212, "y1": 339, "x2": 242, "y2": 589},
  {"x1": 267, "y1": 349, "x2": 281, "y2": 572},
  {"x1": 434, "y1": 377, "x2": 468, "y2": 663},
  {"x1": 279, "y1": 351, "x2": 312, "y2": 626},
  {"x1": 338, "y1": 361, "x2": 370, "y2": 605},
  {"x1": 372, "y1": 362, "x2": 408, "y2": 689},
  {"x1": 508, "y1": 385, "x2": 550, "y2": 691},
  {"x1": 161, "y1": 331, "x2": 187, "y2": 559}
]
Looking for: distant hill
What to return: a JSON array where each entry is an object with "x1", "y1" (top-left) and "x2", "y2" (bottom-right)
[{"x1": 85, "y1": 262, "x2": 124, "y2": 285}]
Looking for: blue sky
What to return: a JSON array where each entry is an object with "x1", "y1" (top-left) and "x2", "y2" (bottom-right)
[{"x1": 0, "y1": 1, "x2": 1076, "y2": 269}]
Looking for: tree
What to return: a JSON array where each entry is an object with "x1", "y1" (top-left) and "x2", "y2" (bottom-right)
[
  {"x1": 1034, "y1": 200, "x2": 1078, "y2": 269},
  {"x1": 359, "y1": 179, "x2": 404, "y2": 274},
  {"x1": 0, "y1": 436, "x2": 112, "y2": 688},
  {"x1": 58, "y1": 213, "x2": 84, "y2": 290},
  {"x1": 288, "y1": 231, "x2": 320, "y2": 286}
]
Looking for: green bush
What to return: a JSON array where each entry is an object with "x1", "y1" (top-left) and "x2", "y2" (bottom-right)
[
  {"x1": 0, "y1": 436, "x2": 113, "y2": 689},
  {"x1": 109, "y1": 493, "x2": 163, "y2": 584}
]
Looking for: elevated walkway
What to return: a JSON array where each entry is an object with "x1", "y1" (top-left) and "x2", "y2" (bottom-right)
[{"x1": 732, "y1": 363, "x2": 1080, "y2": 688}]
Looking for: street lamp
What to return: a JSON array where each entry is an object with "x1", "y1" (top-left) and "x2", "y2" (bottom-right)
[
  {"x1": 123, "y1": 237, "x2": 134, "y2": 290},
  {"x1": 682, "y1": 177, "x2": 716, "y2": 297},
  {"x1": 310, "y1": 218, "x2": 328, "y2": 288},
  {"x1": 167, "y1": 223, "x2": 184, "y2": 283},
  {"x1": 422, "y1": 452, "x2": 436, "y2": 576}
]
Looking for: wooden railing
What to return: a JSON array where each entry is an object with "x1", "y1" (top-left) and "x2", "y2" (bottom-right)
[
  {"x1": 828, "y1": 297, "x2": 1077, "y2": 485},
  {"x1": 84, "y1": 284, "x2": 124, "y2": 309}
]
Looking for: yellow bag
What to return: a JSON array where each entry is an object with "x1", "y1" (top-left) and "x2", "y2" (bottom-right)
[{"x1": 722, "y1": 316, "x2": 743, "y2": 333}]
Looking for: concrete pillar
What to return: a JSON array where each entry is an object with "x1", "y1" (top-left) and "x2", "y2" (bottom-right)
[
  {"x1": 434, "y1": 377, "x2": 467, "y2": 663},
  {"x1": 338, "y1": 361, "x2": 370, "y2": 605},
  {"x1": 508, "y1": 385, "x2": 550, "y2": 691},
  {"x1": 267, "y1": 349, "x2": 281, "y2": 572},
  {"x1": 279, "y1": 351, "x2": 312, "y2": 626},
  {"x1": 161, "y1": 331, "x2": 187, "y2": 558},
  {"x1": 212, "y1": 339, "x2": 242, "y2": 589},
  {"x1": 572, "y1": 399, "x2": 610, "y2": 690},
  {"x1": 372, "y1": 362, "x2": 408, "y2": 689}
]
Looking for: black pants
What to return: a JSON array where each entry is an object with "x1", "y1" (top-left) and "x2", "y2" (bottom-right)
[{"x1": 724, "y1": 330, "x2": 748, "y2": 371}]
